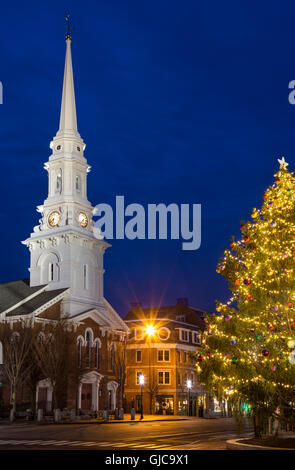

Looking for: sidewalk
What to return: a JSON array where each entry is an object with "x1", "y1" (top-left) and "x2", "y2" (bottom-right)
[{"x1": 57, "y1": 413, "x2": 192, "y2": 425}]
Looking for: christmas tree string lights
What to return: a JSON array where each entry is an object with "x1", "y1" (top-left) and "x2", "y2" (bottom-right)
[{"x1": 197, "y1": 157, "x2": 295, "y2": 427}]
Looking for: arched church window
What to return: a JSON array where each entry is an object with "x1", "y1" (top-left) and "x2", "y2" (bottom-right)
[
  {"x1": 56, "y1": 169, "x2": 62, "y2": 193},
  {"x1": 77, "y1": 337, "x2": 82, "y2": 368},
  {"x1": 0, "y1": 341, "x2": 3, "y2": 365},
  {"x1": 110, "y1": 344, "x2": 115, "y2": 371},
  {"x1": 75, "y1": 175, "x2": 81, "y2": 192},
  {"x1": 48, "y1": 263, "x2": 54, "y2": 282},
  {"x1": 94, "y1": 339, "x2": 100, "y2": 369},
  {"x1": 85, "y1": 329, "x2": 93, "y2": 368}
]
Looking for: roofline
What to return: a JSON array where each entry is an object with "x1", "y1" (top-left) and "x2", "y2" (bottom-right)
[
  {"x1": 124, "y1": 318, "x2": 203, "y2": 329},
  {"x1": 0, "y1": 283, "x2": 48, "y2": 317},
  {"x1": 4, "y1": 289, "x2": 69, "y2": 320}
]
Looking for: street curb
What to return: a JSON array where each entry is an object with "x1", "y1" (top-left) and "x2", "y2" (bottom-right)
[
  {"x1": 48, "y1": 417, "x2": 190, "y2": 425},
  {"x1": 226, "y1": 439, "x2": 294, "y2": 450}
]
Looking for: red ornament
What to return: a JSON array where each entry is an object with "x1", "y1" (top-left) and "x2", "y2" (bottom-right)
[
  {"x1": 286, "y1": 301, "x2": 292, "y2": 307},
  {"x1": 244, "y1": 237, "x2": 250, "y2": 243},
  {"x1": 244, "y1": 279, "x2": 251, "y2": 285},
  {"x1": 291, "y1": 322, "x2": 295, "y2": 328},
  {"x1": 247, "y1": 295, "x2": 252, "y2": 300},
  {"x1": 262, "y1": 349, "x2": 270, "y2": 357},
  {"x1": 234, "y1": 280, "x2": 239, "y2": 286},
  {"x1": 197, "y1": 355, "x2": 204, "y2": 362},
  {"x1": 269, "y1": 325, "x2": 274, "y2": 332}
]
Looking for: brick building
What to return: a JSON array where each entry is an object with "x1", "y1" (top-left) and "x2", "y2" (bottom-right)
[{"x1": 124, "y1": 298, "x2": 215, "y2": 417}]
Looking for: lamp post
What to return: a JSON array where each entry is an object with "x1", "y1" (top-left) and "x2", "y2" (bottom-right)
[
  {"x1": 139, "y1": 374, "x2": 144, "y2": 420},
  {"x1": 145, "y1": 324, "x2": 156, "y2": 414},
  {"x1": 186, "y1": 379, "x2": 192, "y2": 416}
]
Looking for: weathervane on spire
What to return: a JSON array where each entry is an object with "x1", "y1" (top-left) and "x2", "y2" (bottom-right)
[
  {"x1": 278, "y1": 156, "x2": 289, "y2": 170},
  {"x1": 65, "y1": 13, "x2": 74, "y2": 40}
]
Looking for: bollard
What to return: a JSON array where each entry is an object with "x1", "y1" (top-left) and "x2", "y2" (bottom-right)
[
  {"x1": 37, "y1": 409, "x2": 43, "y2": 422},
  {"x1": 131, "y1": 408, "x2": 135, "y2": 420}
]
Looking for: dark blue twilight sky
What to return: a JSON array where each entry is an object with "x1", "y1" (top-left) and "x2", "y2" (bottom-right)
[{"x1": 1, "y1": 1, "x2": 295, "y2": 316}]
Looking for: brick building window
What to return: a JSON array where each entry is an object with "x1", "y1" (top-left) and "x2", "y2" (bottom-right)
[
  {"x1": 136, "y1": 350, "x2": 142, "y2": 362},
  {"x1": 180, "y1": 329, "x2": 189, "y2": 342},
  {"x1": 158, "y1": 350, "x2": 170, "y2": 362},
  {"x1": 176, "y1": 315, "x2": 185, "y2": 322},
  {"x1": 158, "y1": 371, "x2": 170, "y2": 385},
  {"x1": 192, "y1": 332, "x2": 201, "y2": 345},
  {"x1": 136, "y1": 371, "x2": 144, "y2": 385}
]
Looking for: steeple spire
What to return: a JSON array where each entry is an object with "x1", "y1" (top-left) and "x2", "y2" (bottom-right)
[{"x1": 58, "y1": 36, "x2": 78, "y2": 135}]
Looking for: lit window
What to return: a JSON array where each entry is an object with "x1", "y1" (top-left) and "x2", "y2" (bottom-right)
[{"x1": 136, "y1": 371, "x2": 143, "y2": 385}]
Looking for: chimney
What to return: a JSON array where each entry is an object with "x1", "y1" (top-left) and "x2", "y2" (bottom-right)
[{"x1": 176, "y1": 298, "x2": 188, "y2": 306}]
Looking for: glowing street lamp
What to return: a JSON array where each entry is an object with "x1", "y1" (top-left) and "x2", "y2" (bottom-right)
[
  {"x1": 139, "y1": 374, "x2": 144, "y2": 420},
  {"x1": 186, "y1": 379, "x2": 192, "y2": 416},
  {"x1": 145, "y1": 325, "x2": 156, "y2": 336}
]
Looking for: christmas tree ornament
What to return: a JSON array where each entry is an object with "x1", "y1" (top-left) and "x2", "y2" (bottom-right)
[
  {"x1": 252, "y1": 210, "x2": 258, "y2": 219},
  {"x1": 224, "y1": 315, "x2": 232, "y2": 322},
  {"x1": 291, "y1": 322, "x2": 295, "y2": 328},
  {"x1": 234, "y1": 280, "x2": 239, "y2": 286},
  {"x1": 287, "y1": 339, "x2": 295, "y2": 349},
  {"x1": 197, "y1": 355, "x2": 204, "y2": 362},
  {"x1": 244, "y1": 279, "x2": 251, "y2": 285},
  {"x1": 262, "y1": 349, "x2": 270, "y2": 357},
  {"x1": 271, "y1": 366, "x2": 276, "y2": 371},
  {"x1": 290, "y1": 293, "x2": 295, "y2": 301},
  {"x1": 230, "y1": 339, "x2": 237, "y2": 345},
  {"x1": 256, "y1": 335, "x2": 262, "y2": 341},
  {"x1": 273, "y1": 305, "x2": 279, "y2": 312},
  {"x1": 286, "y1": 301, "x2": 292, "y2": 307},
  {"x1": 232, "y1": 357, "x2": 238, "y2": 364},
  {"x1": 269, "y1": 325, "x2": 274, "y2": 332},
  {"x1": 267, "y1": 269, "x2": 274, "y2": 276}
]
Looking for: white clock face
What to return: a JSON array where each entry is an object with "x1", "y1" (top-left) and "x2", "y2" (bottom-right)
[
  {"x1": 78, "y1": 212, "x2": 88, "y2": 228},
  {"x1": 48, "y1": 211, "x2": 61, "y2": 227}
]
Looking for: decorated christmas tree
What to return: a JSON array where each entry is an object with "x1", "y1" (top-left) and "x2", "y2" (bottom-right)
[{"x1": 197, "y1": 157, "x2": 295, "y2": 436}]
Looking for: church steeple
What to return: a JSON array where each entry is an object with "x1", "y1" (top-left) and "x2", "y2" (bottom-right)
[
  {"x1": 57, "y1": 36, "x2": 78, "y2": 137},
  {"x1": 22, "y1": 30, "x2": 111, "y2": 317}
]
